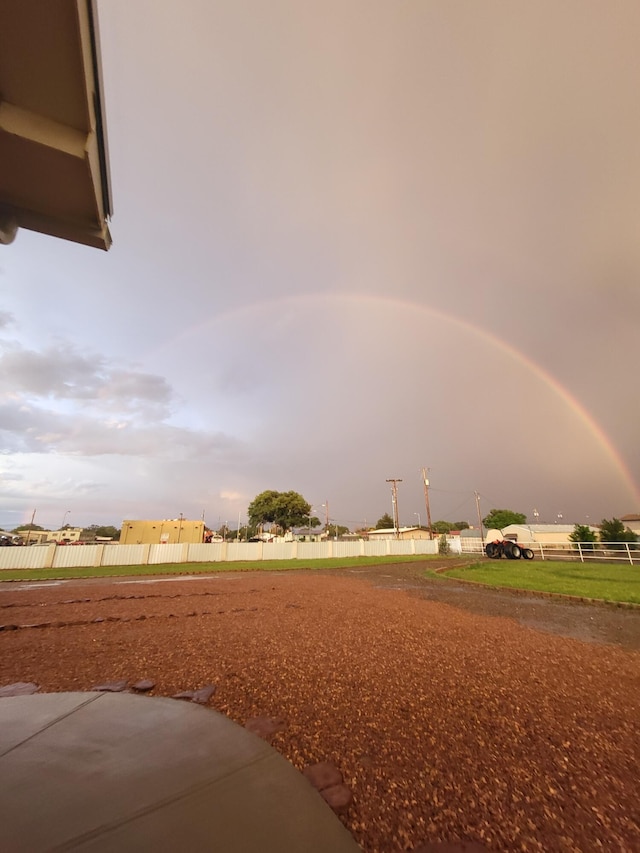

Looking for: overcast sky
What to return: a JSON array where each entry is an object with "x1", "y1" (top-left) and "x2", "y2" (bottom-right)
[{"x1": 1, "y1": 0, "x2": 639, "y2": 532}]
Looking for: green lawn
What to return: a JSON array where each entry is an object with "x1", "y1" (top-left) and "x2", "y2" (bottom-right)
[
  {"x1": 0, "y1": 554, "x2": 438, "y2": 583},
  {"x1": 441, "y1": 560, "x2": 640, "y2": 605}
]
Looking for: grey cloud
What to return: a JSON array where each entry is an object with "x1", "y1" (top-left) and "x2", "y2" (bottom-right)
[
  {"x1": 0, "y1": 399, "x2": 240, "y2": 461},
  {"x1": 0, "y1": 341, "x2": 173, "y2": 417}
]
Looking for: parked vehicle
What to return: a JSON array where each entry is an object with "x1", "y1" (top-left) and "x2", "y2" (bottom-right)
[{"x1": 485, "y1": 538, "x2": 534, "y2": 560}]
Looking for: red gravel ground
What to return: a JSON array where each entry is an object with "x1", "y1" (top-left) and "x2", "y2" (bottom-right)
[{"x1": 1, "y1": 564, "x2": 639, "y2": 852}]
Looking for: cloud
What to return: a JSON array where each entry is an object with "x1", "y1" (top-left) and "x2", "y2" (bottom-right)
[
  {"x1": 0, "y1": 340, "x2": 172, "y2": 417},
  {"x1": 0, "y1": 337, "x2": 242, "y2": 461},
  {"x1": 0, "y1": 398, "x2": 241, "y2": 459}
]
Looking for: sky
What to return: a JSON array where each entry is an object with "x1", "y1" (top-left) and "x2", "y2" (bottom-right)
[{"x1": 1, "y1": 0, "x2": 639, "y2": 533}]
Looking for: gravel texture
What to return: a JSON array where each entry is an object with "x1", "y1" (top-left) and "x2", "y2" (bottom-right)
[{"x1": 0, "y1": 563, "x2": 639, "y2": 852}]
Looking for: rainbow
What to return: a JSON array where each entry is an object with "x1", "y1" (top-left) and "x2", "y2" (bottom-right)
[{"x1": 153, "y1": 291, "x2": 640, "y2": 508}]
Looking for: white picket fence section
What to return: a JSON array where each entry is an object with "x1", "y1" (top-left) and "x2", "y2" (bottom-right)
[
  {"x1": 0, "y1": 537, "x2": 441, "y2": 571},
  {"x1": 460, "y1": 538, "x2": 640, "y2": 565}
]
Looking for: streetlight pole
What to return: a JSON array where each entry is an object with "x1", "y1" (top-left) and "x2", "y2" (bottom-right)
[
  {"x1": 421, "y1": 468, "x2": 434, "y2": 539},
  {"x1": 61, "y1": 510, "x2": 70, "y2": 531},
  {"x1": 474, "y1": 491, "x2": 484, "y2": 546}
]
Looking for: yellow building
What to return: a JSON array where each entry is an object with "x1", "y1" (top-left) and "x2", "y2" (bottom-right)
[{"x1": 120, "y1": 519, "x2": 205, "y2": 545}]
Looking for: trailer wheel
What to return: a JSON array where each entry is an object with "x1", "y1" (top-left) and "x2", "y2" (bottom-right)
[
  {"x1": 522, "y1": 548, "x2": 534, "y2": 560},
  {"x1": 485, "y1": 542, "x2": 501, "y2": 558},
  {"x1": 510, "y1": 544, "x2": 522, "y2": 559}
]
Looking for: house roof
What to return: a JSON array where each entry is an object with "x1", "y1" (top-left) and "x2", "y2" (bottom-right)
[
  {"x1": 0, "y1": 0, "x2": 112, "y2": 250},
  {"x1": 502, "y1": 524, "x2": 588, "y2": 534},
  {"x1": 621, "y1": 514, "x2": 640, "y2": 522},
  {"x1": 368, "y1": 527, "x2": 420, "y2": 534}
]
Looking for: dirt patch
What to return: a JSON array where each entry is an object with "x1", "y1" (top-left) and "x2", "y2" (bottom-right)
[{"x1": 1, "y1": 566, "x2": 638, "y2": 851}]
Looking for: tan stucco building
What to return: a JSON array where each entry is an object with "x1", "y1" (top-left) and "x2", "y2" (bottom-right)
[{"x1": 120, "y1": 519, "x2": 205, "y2": 546}]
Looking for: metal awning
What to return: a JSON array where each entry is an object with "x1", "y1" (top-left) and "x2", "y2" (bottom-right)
[{"x1": 0, "y1": 0, "x2": 112, "y2": 250}]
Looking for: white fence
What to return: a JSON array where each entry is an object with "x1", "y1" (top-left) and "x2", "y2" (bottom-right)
[
  {"x1": 0, "y1": 537, "x2": 441, "y2": 572},
  {"x1": 460, "y1": 538, "x2": 640, "y2": 566}
]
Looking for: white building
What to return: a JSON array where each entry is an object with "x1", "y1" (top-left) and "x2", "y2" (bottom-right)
[{"x1": 367, "y1": 527, "x2": 432, "y2": 541}]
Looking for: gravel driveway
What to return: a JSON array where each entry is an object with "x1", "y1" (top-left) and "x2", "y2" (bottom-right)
[{"x1": 1, "y1": 562, "x2": 638, "y2": 851}]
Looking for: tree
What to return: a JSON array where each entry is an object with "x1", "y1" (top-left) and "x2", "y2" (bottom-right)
[
  {"x1": 326, "y1": 523, "x2": 349, "y2": 538},
  {"x1": 432, "y1": 520, "x2": 454, "y2": 534},
  {"x1": 482, "y1": 509, "x2": 527, "y2": 530},
  {"x1": 569, "y1": 524, "x2": 597, "y2": 551},
  {"x1": 247, "y1": 490, "x2": 312, "y2": 534},
  {"x1": 13, "y1": 523, "x2": 44, "y2": 532},
  {"x1": 81, "y1": 525, "x2": 120, "y2": 541},
  {"x1": 438, "y1": 533, "x2": 451, "y2": 556},
  {"x1": 599, "y1": 518, "x2": 638, "y2": 550},
  {"x1": 453, "y1": 521, "x2": 470, "y2": 530},
  {"x1": 375, "y1": 513, "x2": 394, "y2": 529}
]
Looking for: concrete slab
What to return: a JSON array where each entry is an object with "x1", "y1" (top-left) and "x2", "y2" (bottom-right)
[
  {"x1": 0, "y1": 692, "x2": 359, "y2": 853},
  {"x1": 0, "y1": 692, "x2": 100, "y2": 756}
]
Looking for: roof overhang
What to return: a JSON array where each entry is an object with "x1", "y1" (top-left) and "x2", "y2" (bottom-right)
[{"x1": 0, "y1": 0, "x2": 112, "y2": 250}]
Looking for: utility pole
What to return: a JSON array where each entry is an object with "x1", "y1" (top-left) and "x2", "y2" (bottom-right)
[
  {"x1": 474, "y1": 490, "x2": 484, "y2": 546},
  {"x1": 421, "y1": 468, "x2": 434, "y2": 539},
  {"x1": 27, "y1": 508, "x2": 37, "y2": 546},
  {"x1": 386, "y1": 479, "x2": 402, "y2": 539}
]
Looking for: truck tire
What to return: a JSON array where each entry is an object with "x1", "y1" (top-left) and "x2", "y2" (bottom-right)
[
  {"x1": 485, "y1": 542, "x2": 501, "y2": 558},
  {"x1": 522, "y1": 548, "x2": 534, "y2": 560}
]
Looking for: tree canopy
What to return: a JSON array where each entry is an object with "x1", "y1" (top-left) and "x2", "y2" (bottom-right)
[
  {"x1": 375, "y1": 513, "x2": 394, "y2": 529},
  {"x1": 12, "y1": 523, "x2": 44, "y2": 532},
  {"x1": 482, "y1": 509, "x2": 527, "y2": 529},
  {"x1": 81, "y1": 525, "x2": 121, "y2": 540},
  {"x1": 568, "y1": 524, "x2": 597, "y2": 550},
  {"x1": 247, "y1": 490, "x2": 312, "y2": 533},
  {"x1": 599, "y1": 518, "x2": 638, "y2": 549},
  {"x1": 326, "y1": 523, "x2": 349, "y2": 537}
]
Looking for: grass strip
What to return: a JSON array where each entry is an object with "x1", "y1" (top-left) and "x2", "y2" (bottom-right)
[
  {"x1": 441, "y1": 560, "x2": 640, "y2": 605},
  {"x1": 0, "y1": 554, "x2": 439, "y2": 583}
]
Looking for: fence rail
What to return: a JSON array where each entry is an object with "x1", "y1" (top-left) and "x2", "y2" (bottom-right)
[
  {"x1": 460, "y1": 539, "x2": 640, "y2": 566},
  {"x1": 0, "y1": 537, "x2": 442, "y2": 572}
]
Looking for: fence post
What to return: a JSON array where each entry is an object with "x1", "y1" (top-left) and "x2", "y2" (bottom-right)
[
  {"x1": 625, "y1": 542, "x2": 632, "y2": 565},
  {"x1": 577, "y1": 542, "x2": 584, "y2": 563},
  {"x1": 142, "y1": 544, "x2": 151, "y2": 565},
  {"x1": 95, "y1": 544, "x2": 105, "y2": 567},
  {"x1": 44, "y1": 543, "x2": 56, "y2": 570},
  {"x1": 539, "y1": 543, "x2": 545, "y2": 561}
]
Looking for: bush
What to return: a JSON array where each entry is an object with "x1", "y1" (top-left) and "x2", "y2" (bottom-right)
[
  {"x1": 599, "y1": 518, "x2": 638, "y2": 551},
  {"x1": 438, "y1": 534, "x2": 450, "y2": 556},
  {"x1": 569, "y1": 524, "x2": 597, "y2": 551}
]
